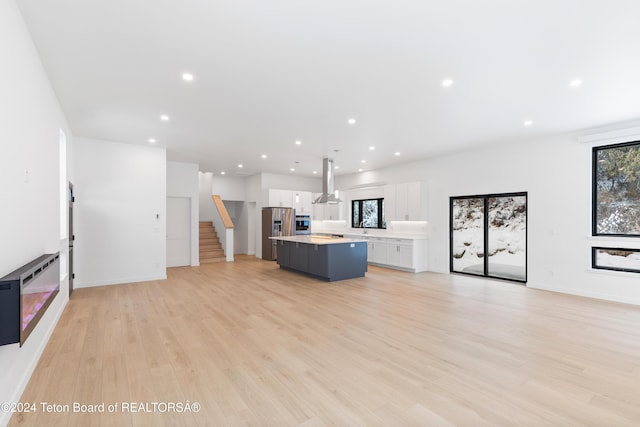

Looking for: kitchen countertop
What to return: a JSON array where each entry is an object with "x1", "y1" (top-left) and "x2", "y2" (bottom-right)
[
  {"x1": 269, "y1": 235, "x2": 365, "y2": 245},
  {"x1": 316, "y1": 232, "x2": 428, "y2": 240}
]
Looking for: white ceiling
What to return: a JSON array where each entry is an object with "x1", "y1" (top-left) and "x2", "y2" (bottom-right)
[{"x1": 17, "y1": 0, "x2": 640, "y2": 177}]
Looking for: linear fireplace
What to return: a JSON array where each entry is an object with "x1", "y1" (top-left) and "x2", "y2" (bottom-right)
[{"x1": 0, "y1": 253, "x2": 60, "y2": 347}]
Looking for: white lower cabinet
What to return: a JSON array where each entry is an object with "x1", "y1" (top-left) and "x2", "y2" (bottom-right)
[
  {"x1": 367, "y1": 238, "x2": 388, "y2": 265},
  {"x1": 387, "y1": 240, "x2": 413, "y2": 269},
  {"x1": 364, "y1": 236, "x2": 427, "y2": 272}
]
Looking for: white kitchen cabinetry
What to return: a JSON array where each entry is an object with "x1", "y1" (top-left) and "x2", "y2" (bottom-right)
[
  {"x1": 293, "y1": 191, "x2": 313, "y2": 214},
  {"x1": 324, "y1": 203, "x2": 341, "y2": 220},
  {"x1": 367, "y1": 238, "x2": 389, "y2": 265},
  {"x1": 312, "y1": 193, "x2": 343, "y2": 220},
  {"x1": 387, "y1": 239, "x2": 413, "y2": 269},
  {"x1": 365, "y1": 236, "x2": 427, "y2": 272},
  {"x1": 268, "y1": 189, "x2": 293, "y2": 207},
  {"x1": 384, "y1": 182, "x2": 427, "y2": 221},
  {"x1": 383, "y1": 185, "x2": 396, "y2": 223}
]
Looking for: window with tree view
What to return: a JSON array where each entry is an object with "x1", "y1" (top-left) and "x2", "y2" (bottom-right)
[
  {"x1": 593, "y1": 140, "x2": 640, "y2": 236},
  {"x1": 352, "y1": 198, "x2": 385, "y2": 229}
]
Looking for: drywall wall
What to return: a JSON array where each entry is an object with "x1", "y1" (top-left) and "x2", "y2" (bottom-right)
[
  {"x1": 198, "y1": 172, "x2": 215, "y2": 221},
  {"x1": 74, "y1": 138, "x2": 167, "y2": 287},
  {"x1": 261, "y1": 172, "x2": 321, "y2": 192},
  {"x1": 0, "y1": 1, "x2": 73, "y2": 425},
  {"x1": 336, "y1": 125, "x2": 640, "y2": 305},
  {"x1": 212, "y1": 175, "x2": 246, "y2": 201},
  {"x1": 223, "y1": 201, "x2": 249, "y2": 254},
  {"x1": 167, "y1": 162, "x2": 199, "y2": 266}
]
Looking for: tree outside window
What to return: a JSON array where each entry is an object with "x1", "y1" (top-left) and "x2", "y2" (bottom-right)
[
  {"x1": 352, "y1": 198, "x2": 385, "y2": 229},
  {"x1": 593, "y1": 141, "x2": 640, "y2": 236}
]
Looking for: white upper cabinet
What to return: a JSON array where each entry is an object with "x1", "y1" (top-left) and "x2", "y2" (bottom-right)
[
  {"x1": 268, "y1": 189, "x2": 293, "y2": 207},
  {"x1": 292, "y1": 191, "x2": 313, "y2": 214},
  {"x1": 312, "y1": 192, "x2": 344, "y2": 220},
  {"x1": 384, "y1": 182, "x2": 427, "y2": 221}
]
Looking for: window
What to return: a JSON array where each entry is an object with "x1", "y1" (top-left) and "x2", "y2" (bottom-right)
[
  {"x1": 592, "y1": 247, "x2": 640, "y2": 273},
  {"x1": 593, "y1": 140, "x2": 640, "y2": 236},
  {"x1": 352, "y1": 198, "x2": 386, "y2": 229},
  {"x1": 450, "y1": 192, "x2": 527, "y2": 283}
]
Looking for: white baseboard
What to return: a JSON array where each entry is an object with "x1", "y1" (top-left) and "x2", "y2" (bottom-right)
[
  {"x1": 74, "y1": 274, "x2": 167, "y2": 288},
  {"x1": 0, "y1": 293, "x2": 68, "y2": 427},
  {"x1": 527, "y1": 281, "x2": 640, "y2": 306}
]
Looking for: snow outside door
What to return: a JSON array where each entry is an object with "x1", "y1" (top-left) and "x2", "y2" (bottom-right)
[{"x1": 167, "y1": 197, "x2": 191, "y2": 267}]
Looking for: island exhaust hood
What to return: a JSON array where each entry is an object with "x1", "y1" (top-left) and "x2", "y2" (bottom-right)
[{"x1": 313, "y1": 158, "x2": 342, "y2": 204}]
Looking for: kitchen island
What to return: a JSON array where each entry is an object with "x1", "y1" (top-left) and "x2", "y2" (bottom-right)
[{"x1": 269, "y1": 236, "x2": 367, "y2": 281}]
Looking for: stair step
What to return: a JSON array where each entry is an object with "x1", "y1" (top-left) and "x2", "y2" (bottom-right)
[
  {"x1": 200, "y1": 257, "x2": 227, "y2": 264},
  {"x1": 200, "y1": 241, "x2": 221, "y2": 248},
  {"x1": 200, "y1": 242, "x2": 222, "y2": 251},
  {"x1": 200, "y1": 249, "x2": 225, "y2": 257},
  {"x1": 199, "y1": 232, "x2": 218, "y2": 238},
  {"x1": 200, "y1": 237, "x2": 220, "y2": 244}
]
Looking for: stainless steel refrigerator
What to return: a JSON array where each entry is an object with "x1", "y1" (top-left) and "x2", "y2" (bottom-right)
[{"x1": 262, "y1": 207, "x2": 295, "y2": 261}]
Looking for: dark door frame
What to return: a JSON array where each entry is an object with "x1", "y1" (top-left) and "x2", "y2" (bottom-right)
[{"x1": 68, "y1": 182, "x2": 74, "y2": 296}]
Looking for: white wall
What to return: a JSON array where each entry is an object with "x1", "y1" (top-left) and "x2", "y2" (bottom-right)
[
  {"x1": 245, "y1": 175, "x2": 262, "y2": 256},
  {"x1": 337, "y1": 126, "x2": 640, "y2": 305},
  {"x1": 261, "y1": 172, "x2": 321, "y2": 192},
  {"x1": 213, "y1": 175, "x2": 246, "y2": 201},
  {"x1": 224, "y1": 201, "x2": 249, "y2": 254},
  {"x1": 167, "y1": 162, "x2": 199, "y2": 266},
  {"x1": 0, "y1": 1, "x2": 73, "y2": 425},
  {"x1": 198, "y1": 172, "x2": 215, "y2": 221},
  {"x1": 74, "y1": 138, "x2": 166, "y2": 287}
]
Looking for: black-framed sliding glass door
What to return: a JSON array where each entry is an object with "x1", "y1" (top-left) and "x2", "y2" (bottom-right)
[{"x1": 450, "y1": 192, "x2": 527, "y2": 283}]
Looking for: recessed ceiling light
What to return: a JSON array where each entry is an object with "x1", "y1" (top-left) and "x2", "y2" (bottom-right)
[
  {"x1": 442, "y1": 78, "x2": 454, "y2": 87},
  {"x1": 335, "y1": 165, "x2": 340, "y2": 169},
  {"x1": 160, "y1": 114, "x2": 170, "y2": 121},
  {"x1": 523, "y1": 120, "x2": 533, "y2": 126},
  {"x1": 182, "y1": 73, "x2": 194, "y2": 82},
  {"x1": 148, "y1": 138, "x2": 156, "y2": 143},
  {"x1": 237, "y1": 164, "x2": 243, "y2": 168},
  {"x1": 358, "y1": 168, "x2": 363, "y2": 172},
  {"x1": 295, "y1": 140, "x2": 302, "y2": 145},
  {"x1": 221, "y1": 171, "x2": 226, "y2": 175},
  {"x1": 369, "y1": 146, "x2": 375, "y2": 150},
  {"x1": 394, "y1": 151, "x2": 401, "y2": 156},
  {"x1": 347, "y1": 118, "x2": 356, "y2": 125},
  {"x1": 261, "y1": 154, "x2": 267, "y2": 159},
  {"x1": 569, "y1": 79, "x2": 583, "y2": 87},
  {"x1": 361, "y1": 160, "x2": 366, "y2": 163},
  {"x1": 312, "y1": 170, "x2": 318, "y2": 174},
  {"x1": 290, "y1": 168, "x2": 295, "y2": 172}
]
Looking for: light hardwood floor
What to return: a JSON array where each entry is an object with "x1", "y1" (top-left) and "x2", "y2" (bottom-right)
[{"x1": 9, "y1": 256, "x2": 640, "y2": 426}]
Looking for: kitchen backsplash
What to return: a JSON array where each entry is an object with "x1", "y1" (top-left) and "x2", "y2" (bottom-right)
[{"x1": 311, "y1": 220, "x2": 428, "y2": 237}]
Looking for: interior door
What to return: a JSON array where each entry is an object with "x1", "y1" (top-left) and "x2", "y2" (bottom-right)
[{"x1": 167, "y1": 197, "x2": 191, "y2": 267}]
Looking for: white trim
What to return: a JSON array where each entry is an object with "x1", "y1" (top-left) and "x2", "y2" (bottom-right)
[
  {"x1": 577, "y1": 126, "x2": 640, "y2": 145},
  {"x1": 586, "y1": 266, "x2": 640, "y2": 278},
  {"x1": 527, "y1": 281, "x2": 640, "y2": 306},
  {"x1": 0, "y1": 294, "x2": 68, "y2": 427},
  {"x1": 586, "y1": 236, "x2": 640, "y2": 247},
  {"x1": 74, "y1": 274, "x2": 167, "y2": 288}
]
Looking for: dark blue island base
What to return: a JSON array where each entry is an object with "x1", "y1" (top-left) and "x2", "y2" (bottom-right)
[{"x1": 275, "y1": 239, "x2": 368, "y2": 281}]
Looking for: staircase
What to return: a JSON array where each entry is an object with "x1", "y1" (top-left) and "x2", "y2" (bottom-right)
[{"x1": 199, "y1": 221, "x2": 226, "y2": 264}]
